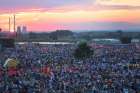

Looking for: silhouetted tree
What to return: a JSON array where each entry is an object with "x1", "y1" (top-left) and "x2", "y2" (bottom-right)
[
  {"x1": 49, "y1": 30, "x2": 73, "y2": 40},
  {"x1": 120, "y1": 36, "x2": 132, "y2": 44},
  {"x1": 74, "y1": 42, "x2": 94, "y2": 59},
  {"x1": 29, "y1": 32, "x2": 37, "y2": 39},
  {"x1": 117, "y1": 30, "x2": 123, "y2": 38},
  {"x1": 83, "y1": 35, "x2": 92, "y2": 41}
]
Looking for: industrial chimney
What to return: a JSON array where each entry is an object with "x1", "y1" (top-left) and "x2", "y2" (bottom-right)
[
  {"x1": 9, "y1": 17, "x2": 11, "y2": 32},
  {"x1": 13, "y1": 14, "x2": 16, "y2": 32}
]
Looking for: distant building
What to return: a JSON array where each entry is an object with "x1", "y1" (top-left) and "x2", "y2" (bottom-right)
[
  {"x1": 17, "y1": 26, "x2": 28, "y2": 34},
  {"x1": 22, "y1": 26, "x2": 27, "y2": 34},
  {"x1": 17, "y1": 26, "x2": 21, "y2": 34}
]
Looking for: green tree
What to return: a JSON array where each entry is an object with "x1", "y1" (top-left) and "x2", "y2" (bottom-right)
[
  {"x1": 74, "y1": 42, "x2": 94, "y2": 59},
  {"x1": 120, "y1": 36, "x2": 132, "y2": 44}
]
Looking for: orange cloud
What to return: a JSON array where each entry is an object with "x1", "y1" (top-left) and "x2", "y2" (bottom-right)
[{"x1": 0, "y1": 9, "x2": 140, "y2": 31}]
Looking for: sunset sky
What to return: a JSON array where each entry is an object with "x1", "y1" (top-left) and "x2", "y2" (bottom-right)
[{"x1": 0, "y1": 0, "x2": 140, "y2": 32}]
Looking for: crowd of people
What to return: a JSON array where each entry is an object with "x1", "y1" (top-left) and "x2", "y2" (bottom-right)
[{"x1": 0, "y1": 43, "x2": 140, "y2": 93}]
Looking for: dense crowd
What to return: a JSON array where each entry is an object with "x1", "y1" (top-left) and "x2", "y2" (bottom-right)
[{"x1": 0, "y1": 43, "x2": 140, "y2": 93}]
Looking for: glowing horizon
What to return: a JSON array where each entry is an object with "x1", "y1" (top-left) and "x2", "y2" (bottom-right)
[{"x1": 0, "y1": 0, "x2": 140, "y2": 32}]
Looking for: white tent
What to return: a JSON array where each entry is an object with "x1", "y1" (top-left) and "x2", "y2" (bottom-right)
[{"x1": 3, "y1": 58, "x2": 19, "y2": 68}]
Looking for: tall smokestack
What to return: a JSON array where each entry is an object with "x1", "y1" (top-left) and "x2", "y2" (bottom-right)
[
  {"x1": 13, "y1": 14, "x2": 16, "y2": 32},
  {"x1": 9, "y1": 17, "x2": 11, "y2": 32}
]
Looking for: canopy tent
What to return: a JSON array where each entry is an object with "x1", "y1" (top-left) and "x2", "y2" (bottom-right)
[{"x1": 3, "y1": 58, "x2": 19, "y2": 68}]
